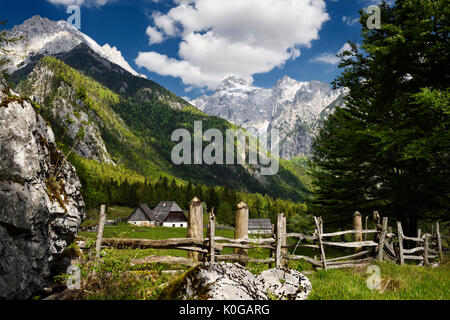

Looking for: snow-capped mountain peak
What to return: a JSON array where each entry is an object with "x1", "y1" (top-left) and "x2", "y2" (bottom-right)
[
  {"x1": 3, "y1": 15, "x2": 141, "y2": 77},
  {"x1": 215, "y1": 75, "x2": 255, "y2": 92},
  {"x1": 192, "y1": 76, "x2": 344, "y2": 158}
]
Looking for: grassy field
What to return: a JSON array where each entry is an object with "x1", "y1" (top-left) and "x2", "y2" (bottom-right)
[
  {"x1": 81, "y1": 206, "x2": 135, "y2": 228},
  {"x1": 75, "y1": 220, "x2": 449, "y2": 300},
  {"x1": 307, "y1": 260, "x2": 450, "y2": 300}
]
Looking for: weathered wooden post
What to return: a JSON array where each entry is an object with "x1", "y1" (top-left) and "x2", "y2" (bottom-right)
[
  {"x1": 187, "y1": 197, "x2": 204, "y2": 262},
  {"x1": 364, "y1": 216, "x2": 369, "y2": 241},
  {"x1": 353, "y1": 211, "x2": 363, "y2": 252},
  {"x1": 95, "y1": 205, "x2": 107, "y2": 259},
  {"x1": 397, "y1": 221, "x2": 405, "y2": 266},
  {"x1": 269, "y1": 223, "x2": 276, "y2": 268},
  {"x1": 377, "y1": 217, "x2": 388, "y2": 262},
  {"x1": 234, "y1": 202, "x2": 249, "y2": 258},
  {"x1": 373, "y1": 211, "x2": 380, "y2": 227},
  {"x1": 276, "y1": 213, "x2": 283, "y2": 268},
  {"x1": 281, "y1": 214, "x2": 287, "y2": 267},
  {"x1": 314, "y1": 216, "x2": 327, "y2": 270},
  {"x1": 424, "y1": 234, "x2": 430, "y2": 266},
  {"x1": 436, "y1": 222, "x2": 443, "y2": 261},
  {"x1": 417, "y1": 229, "x2": 422, "y2": 249},
  {"x1": 209, "y1": 209, "x2": 216, "y2": 263}
]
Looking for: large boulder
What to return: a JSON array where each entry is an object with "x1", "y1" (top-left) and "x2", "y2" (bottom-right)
[
  {"x1": 256, "y1": 268, "x2": 312, "y2": 300},
  {"x1": 159, "y1": 263, "x2": 268, "y2": 300},
  {"x1": 158, "y1": 262, "x2": 311, "y2": 300},
  {"x1": 0, "y1": 76, "x2": 85, "y2": 299}
]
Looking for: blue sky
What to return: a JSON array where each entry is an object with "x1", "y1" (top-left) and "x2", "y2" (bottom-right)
[{"x1": 1, "y1": 0, "x2": 384, "y2": 99}]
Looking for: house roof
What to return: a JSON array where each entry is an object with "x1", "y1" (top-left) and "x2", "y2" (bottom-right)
[
  {"x1": 248, "y1": 219, "x2": 272, "y2": 230},
  {"x1": 128, "y1": 203, "x2": 155, "y2": 222},
  {"x1": 152, "y1": 201, "x2": 184, "y2": 223}
]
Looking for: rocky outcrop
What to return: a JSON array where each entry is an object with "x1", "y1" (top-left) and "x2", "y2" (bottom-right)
[
  {"x1": 256, "y1": 268, "x2": 312, "y2": 300},
  {"x1": 16, "y1": 62, "x2": 115, "y2": 165},
  {"x1": 0, "y1": 76, "x2": 85, "y2": 299},
  {"x1": 158, "y1": 263, "x2": 311, "y2": 300}
]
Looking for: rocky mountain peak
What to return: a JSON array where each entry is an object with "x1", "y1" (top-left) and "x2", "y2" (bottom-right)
[
  {"x1": 4, "y1": 16, "x2": 140, "y2": 77},
  {"x1": 216, "y1": 75, "x2": 254, "y2": 92},
  {"x1": 192, "y1": 76, "x2": 344, "y2": 158}
]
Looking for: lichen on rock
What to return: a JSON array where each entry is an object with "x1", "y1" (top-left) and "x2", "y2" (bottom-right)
[{"x1": 0, "y1": 75, "x2": 85, "y2": 299}]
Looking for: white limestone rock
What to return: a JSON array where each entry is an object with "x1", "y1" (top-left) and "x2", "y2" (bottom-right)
[
  {"x1": 0, "y1": 75, "x2": 85, "y2": 299},
  {"x1": 160, "y1": 262, "x2": 312, "y2": 301},
  {"x1": 256, "y1": 268, "x2": 312, "y2": 300}
]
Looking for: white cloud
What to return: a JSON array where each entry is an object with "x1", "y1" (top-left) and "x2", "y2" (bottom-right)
[
  {"x1": 135, "y1": 0, "x2": 330, "y2": 90},
  {"x1": 311, "y1": 42, "x2": 353, "y2": 65},
  {"x1": 311, "y1": 53, "x2": 340, "y2": 65},
  {"x1": 342, "y1": 16, "x2": 359, "y2": 26},
  {"x1": 152, "y1": 12, "x2": 179, "y2": 36},
  {"x1": 46, "y1": 0, "x2": 115, "y2": 7},
  {"x1": 146, "y1": 26, "x2": 164, "y2": 44}
]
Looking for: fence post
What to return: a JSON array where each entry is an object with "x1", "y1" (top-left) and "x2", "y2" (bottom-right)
[
  {"x1": 95, "y1": 204, "x2": 107, "y2": 259},
  {"x1": 269, "y1": 224, "x2": 275, "y2": 268},
  {"x1": 377, "y1": 217, "x2": 388, "y2": 262},
  {"x1": 188, "y1": 197, "x2": 203, "y2": 262},
  {"x1": 424, "y1": 234, "x2": 430, "y2": 266},
  {"x1": 436, "y1": 222, "x2": 443, "y2": 261},
  {"x1": 276, "y1": 213, "x2": 283, "y2": 268},
  {"x1": 353, "y1": 211, "x2": 363, "y2": 252},
  {"x1": 373, "y1": 211, "x2": 380, "y2": 226},
  {"x1": 314, "y1": 216, "x2": 327, "y2": 270},
  {"x1": 364, "y1": 216, "x2": 369, "y2": 241},
  {"x1": 235, "y1": 202, "x2": 249, "y2": 257},
  {"x1": 397, "y1": 221, "x2": 405, "y2": 266},
  {"x1": 281, "y1": 214, "x2": 287, "y2": 267},
  {"x1": 417, "y1": 229, "x2": 422, "y2": 249},
  {"x1": 209, "y1": 209, "x2": 215, "y2": 263}
]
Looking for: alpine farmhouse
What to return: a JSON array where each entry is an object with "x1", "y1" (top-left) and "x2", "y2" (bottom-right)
[{"x1": 127, "y1": 201, "x2": 188, "y2": 228}]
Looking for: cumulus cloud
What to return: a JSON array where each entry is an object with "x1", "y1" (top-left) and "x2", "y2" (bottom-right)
[
  {"x1": 146, "y1": 26, "x2": 164, "y2": 44},
  {"x1": 46, "y1": 0, "x2": 115, "y2": 7},
  {"x1": 135, "y1": 0, "x2": 330, "y2": 90},
  {"x1": 311, "y1": 42, "x2": 353, "y2": 65}
]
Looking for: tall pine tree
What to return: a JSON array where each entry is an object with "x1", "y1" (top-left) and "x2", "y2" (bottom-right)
[{"x1": 310, "y1": 0, "x2": 449, "y2": 234}]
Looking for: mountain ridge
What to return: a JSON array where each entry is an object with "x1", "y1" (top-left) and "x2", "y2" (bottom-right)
[
  {"x1": 192, "y1": 76, "x2": 345, "y2": 159},
  {"x1": 3, "y1": 15, "x2": 142, "y2": 77}
]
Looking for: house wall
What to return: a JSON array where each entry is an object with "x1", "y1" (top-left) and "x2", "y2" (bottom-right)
[
  {"x1": 163, "y1": 221, "x2": 188, "y2": 228},
  {"x1": 248, "y1": 229, "x2": 272, "y2": 235}
]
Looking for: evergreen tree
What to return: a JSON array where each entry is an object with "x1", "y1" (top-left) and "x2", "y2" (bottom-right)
[{"x1": 310, "y1": 0, "x2": 449, "y2": 234}]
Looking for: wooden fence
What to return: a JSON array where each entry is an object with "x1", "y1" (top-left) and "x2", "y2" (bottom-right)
[
  {"x1": 397, "y1": 221, "x2": 443, "y2": 266},
  {"x1": 79, "y1": 200, "x2": 444, "y2": 270},
  {"x1": 278, "y1": 214, "x2": 392, "y2": 270}
]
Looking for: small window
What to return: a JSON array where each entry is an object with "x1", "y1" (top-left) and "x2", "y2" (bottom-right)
[{"x1": 173, "y1": 224, "x2": 176, "y2": 227}]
